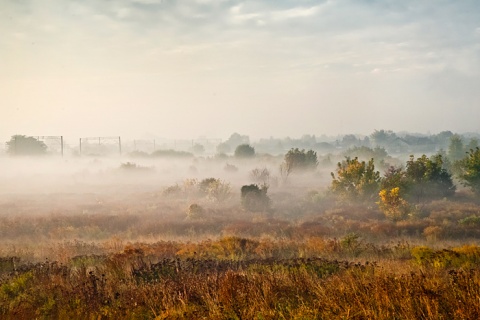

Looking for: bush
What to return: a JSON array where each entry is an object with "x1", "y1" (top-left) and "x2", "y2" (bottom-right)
[
  {"x1": 240, "y1": 184, "x2": 270, "y2": 212},
  {"x1": 119, "y1": 162, "x2": 153, "y2": 173},
  {"x1": 186, "y1": 204, "x2": 205, "y2": 219},
  {"x1": 198, "y1": 178, "x2": 231, "y2": 203},
  {"x1": 377, "y1": 187, "x2": 411, "y2": 221}
]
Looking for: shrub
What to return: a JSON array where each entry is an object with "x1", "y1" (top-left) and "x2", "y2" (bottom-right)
[
  {"x1": 198, "y1": 178, "x2": 231, "y2": 203},
  {"x1": 186, "y1": 204, "x2": 205, "y2": 219},
  {"x1": 162, "y1": 184, "x2": 183, "y2": 197},
  {"x1": 224, "y1": 163, "x2": 238, "y2": 173},
  {"x1": 240, "y1": 184, "x2": 270, "y2": 212},
  {"x1": 119, "y1": 162, "x2": 153, "y2": 173},
  {"x1": 377, "y1": 187, "x2": 410, "y2": 221}
]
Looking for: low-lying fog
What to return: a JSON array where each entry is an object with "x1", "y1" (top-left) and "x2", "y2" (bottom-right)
[{"x1": 0, "y1": 155, "x2": 328, "y2": 194}]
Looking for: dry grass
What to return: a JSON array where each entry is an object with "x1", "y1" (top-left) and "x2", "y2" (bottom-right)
[
  {"x1": 2, "y1": 190, "x2": 480, "y2": 318},
  {"x1": 2, "y1": 238, "x2": 480, "y2": 319}
]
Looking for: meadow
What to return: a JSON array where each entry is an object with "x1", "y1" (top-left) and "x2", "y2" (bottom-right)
[{"x1": 1, "y1": 151, "x2": 480, "y2": 319}]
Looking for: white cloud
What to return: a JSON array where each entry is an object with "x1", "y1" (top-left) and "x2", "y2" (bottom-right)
[{"x1": 271, "y1": 6, "x2": 320, "y2": 20}]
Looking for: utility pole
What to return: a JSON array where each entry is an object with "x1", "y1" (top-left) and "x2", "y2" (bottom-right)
[
  {"x1": 79, "y1": 138, "x2": 82, "y2": 156},
  {"x1": 119, "y1": 136, "x2": 122, "y2": 155},
  {"x1": 61, "y1": 136, "x2": 64, "y2": 157}
]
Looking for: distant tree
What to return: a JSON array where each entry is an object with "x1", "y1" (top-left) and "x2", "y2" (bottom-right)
[
  {"x1": 198, "y1": 178, "x2": 231, "y2": 203},
  {"x1": 234, "y1": 144, "x2": 255, "y2": 158},
  {"x1": 343, "y1": 146, "x2": 388, "y2": 163},
  {"x1": 457, "y1": 147, "x2": 480, "y2": 195},
  {"x1": 151, "y1": 149, "x2": 193, "y2": 158},
  {"x1": 300, "y1": 134, "x2": 316, "y2": 147},
  {"x1": 447, "y1": 134, "x2": 465, "y2": 162},
  {"x1": 405, "y1": 154, "x2": 455, "y2": 202},
  {"x1": 227, "y1": 132, "x2": 250, "y2": 146},
  {"x1": 216, "y1": 133, "x2": 250, "y2": 155},
  {"x1": 250, "y1": 168, "x2": 271, "y2": 187},
  {"x1": 216, "y1": 142, "x2": 231, "y2": 154},
  {"x1": 330, "y1": 157, "x2": 381, "y2": 201},
  {"x1": 240, "y1": 184, "x2": 270, "y2": 212},
  {"x1": 223, "y1": 163, "x2": 238, "y2": 173},
  {"x1": 314, "y1": 142, "x2": 335, "y2": 152},
  {"x1": 433, "y1": 130, "x2": 454, "y2": 149},
  {"x1": 370, "y1": 130, "x2": 397, "y2": 148},
  {"x1": 280, "y1": 148, "x2": 318, "y2": 180},
  {"x1": 467, "y1": 138, "x2": 479, "y2": 152},
  {"x1": 191, "y1": 144, "x2": 205, "y2": 155},
  {"x1": 6, "y1": 135, "x2": 47, "y2": 155},
  {"x1": 341, "y1": 134, "x2": 359, "y2": 148}
]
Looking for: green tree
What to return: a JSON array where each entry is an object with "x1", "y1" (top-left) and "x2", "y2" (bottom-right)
[
  {"x1": 447, "y1": 134, "x2": 465, "y2": 162},
  {"x1": 457, "y1": 147, "x2": 480, "y2": 194},
  {"x1": 405, "y1": 154, "x2": 455, "y2": 202},
  {"x1": 380, "y1": 166, "x2": 409, "y2": 195},
  {"x1": 234, "y1": 144, "x2": 255, "y2": 158},
  {"x1": 240, "y1": 184, "x2": 270, "y2": 212},
  {"x1": 6, "y1": 135, "x2": 47, "y2": 155},
  {"x1": 330, "y1": 157, "x2": 381, "y2": 201}
]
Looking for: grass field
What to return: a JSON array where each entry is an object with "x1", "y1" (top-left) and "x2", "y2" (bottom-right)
[{"x1": 1, "y1": 156, "x2": 480, "y2": 319}]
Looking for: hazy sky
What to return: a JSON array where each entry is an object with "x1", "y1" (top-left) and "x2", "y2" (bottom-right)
[{"x1": 1, "y1": 0, "x2": 479, "y2": 142}]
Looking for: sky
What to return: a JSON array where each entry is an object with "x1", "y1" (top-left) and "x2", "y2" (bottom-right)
[{"x1": 1, "y1": 0, "x2": 479, "y2": 142}]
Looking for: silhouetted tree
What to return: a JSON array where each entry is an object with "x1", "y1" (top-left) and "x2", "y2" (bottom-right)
[
  {"x1": 370, "y1": 130, "x2": 397, "y2": 148},
  {"x1": 6, "y1": 135, "x2": 47, "y2": 155},
  {"x1": 280, "y1": 148, "x2": 318, "y2": 180},
  {"x1": 240, "y1": 184, "x2": 270, "y2": 212},
  {"x1": 234, "y1": 144, "x2": 255, "y2": 158}
]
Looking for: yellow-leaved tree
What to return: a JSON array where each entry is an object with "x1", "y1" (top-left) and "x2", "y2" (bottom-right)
[{"x1": 377, "y1": 187, "x2": 410, "y2": 221}]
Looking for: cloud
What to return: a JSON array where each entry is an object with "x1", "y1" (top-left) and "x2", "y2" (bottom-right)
[
  {"x1": 271, "y1": 6, "x2": 321, "y2": 20},
  {"x1": 1, "y1": 0, "x2": 480, "y2": 139}
]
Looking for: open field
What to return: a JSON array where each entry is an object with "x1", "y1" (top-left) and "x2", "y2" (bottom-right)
[{"x1": 1, "y1": 155, "x2": 480, "y2": 319}]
